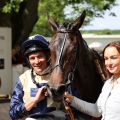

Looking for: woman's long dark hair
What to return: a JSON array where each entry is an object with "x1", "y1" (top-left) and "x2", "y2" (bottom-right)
[{"x1": 103, "y1": 41, "x2": 120, "y2": 55}]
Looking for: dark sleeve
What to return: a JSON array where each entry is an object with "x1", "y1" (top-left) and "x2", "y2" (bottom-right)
[{"x1": 9, "y1": 79, "x2": 28, "y2": 120}]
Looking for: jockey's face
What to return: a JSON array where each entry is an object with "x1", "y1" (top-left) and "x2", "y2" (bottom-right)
[{"x1": 28, "y1": 51, "x2": 48, "y2": 75}]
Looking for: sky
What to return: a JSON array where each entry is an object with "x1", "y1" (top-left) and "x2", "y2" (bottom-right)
[{"x1": 83, "y1": 0, "x2": 120, "y2": 30}]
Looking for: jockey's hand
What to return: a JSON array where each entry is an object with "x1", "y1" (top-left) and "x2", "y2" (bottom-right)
[
  {"x1": 35, "y1": 86, "x2": 48, "y2": 102},
  {"x1": 64, "y1": 92, "x2": 74, "y2": 104}
]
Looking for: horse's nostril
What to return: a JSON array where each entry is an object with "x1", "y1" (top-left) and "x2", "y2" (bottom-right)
[
  {"x1": 50, "y1": 87, "x2": 55, "y2": 93},
  {"x1": 49, "y1": 85, "x2": 66, "y2": 97},
  {"x1": 49, "y1": 87, "x2": 58, "y2": 97},
  {"x1": 57, "y1": 85, "x2": 66, "y2": 95}
]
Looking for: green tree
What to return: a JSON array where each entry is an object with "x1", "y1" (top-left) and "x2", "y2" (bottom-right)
[
  {"x1": 0, "y1": 0, "x2": 117, "y2": 47},
  {"x1": 0, "y1": 0, "x2": 40, "y2": 48},
  {"x1": 32, "y1": 0, "x2": 66, "y2": 36},
  {"x1": 32, "y1": 0, "x2": 117, "y2": 36}
]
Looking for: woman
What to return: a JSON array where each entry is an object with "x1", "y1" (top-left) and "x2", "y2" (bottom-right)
[{"x1": 65, "y1": 41, "x2": 120, "y2": 120}]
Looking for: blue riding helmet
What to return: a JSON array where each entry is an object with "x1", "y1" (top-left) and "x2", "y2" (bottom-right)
[{"x1": 21, "y1": 34, "x2": 49, "y2": 56}]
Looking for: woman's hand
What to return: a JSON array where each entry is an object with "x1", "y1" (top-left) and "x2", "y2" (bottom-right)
[{"x1": 64, "y1": 92, "x2": 74, "y2": 104}]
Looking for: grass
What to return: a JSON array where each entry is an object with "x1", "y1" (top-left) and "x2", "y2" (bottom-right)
[{"x1": 81, "y1": 29, "x2": 120, "y2": 35}]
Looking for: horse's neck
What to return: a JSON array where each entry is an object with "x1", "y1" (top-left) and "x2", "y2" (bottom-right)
[
  {"x1": 76, "y1": 42, "x2": 95, "y2": 83},
  {"x1": 78, "y1": 41, "x2": 93, "y2": 66}
]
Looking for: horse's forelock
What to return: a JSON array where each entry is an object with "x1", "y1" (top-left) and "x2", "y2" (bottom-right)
[{"x1": 58, "y1": 22, "x2": 73, "y2": 31}]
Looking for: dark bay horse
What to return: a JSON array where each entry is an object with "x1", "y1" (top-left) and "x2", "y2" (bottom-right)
[{"x1": 47, "y1": 11, "x2": 106, "y2": 119}]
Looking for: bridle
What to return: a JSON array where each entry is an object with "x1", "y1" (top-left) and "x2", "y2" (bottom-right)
[
  {"x1": 53, "y1": 28, "x2": 79, "y2": 120},
  {"x1": 51, "y1": 28, "x2": 79, "y2": 88}
]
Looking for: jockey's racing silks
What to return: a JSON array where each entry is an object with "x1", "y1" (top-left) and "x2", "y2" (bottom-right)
[{"x1": 9, "y1": 69, "x2": 61, "y2": 120}]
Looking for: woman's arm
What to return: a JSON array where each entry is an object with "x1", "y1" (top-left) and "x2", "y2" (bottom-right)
[{"x1": 65, "y1": 92, "x2": 101, "y2": 117}]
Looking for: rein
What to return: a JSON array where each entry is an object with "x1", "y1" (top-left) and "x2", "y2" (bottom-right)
[{"x1": 63, "y1": 98, "x2": 75, "y2": 120}]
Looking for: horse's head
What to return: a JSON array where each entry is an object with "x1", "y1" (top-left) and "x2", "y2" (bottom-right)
[{"x1": 47, "y1": 11, "x2": 86, "y2": 101}]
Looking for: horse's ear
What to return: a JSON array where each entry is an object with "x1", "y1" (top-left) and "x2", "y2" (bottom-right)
[
  {"x1": 72, "y1": 10, "x2": 86, "y2": 30},
  {"x1": 48, "y1": 16, "x2": 59, "y2": 31}
]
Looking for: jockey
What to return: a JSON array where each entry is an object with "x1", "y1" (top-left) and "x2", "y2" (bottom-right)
[{"x1": 9, "y1": 35, "x2": 64, "y2": 120}]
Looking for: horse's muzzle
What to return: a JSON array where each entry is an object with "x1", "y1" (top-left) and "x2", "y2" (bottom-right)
[{"x1": 46, "y1": 84, "x2": 67, "y2": 102}]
